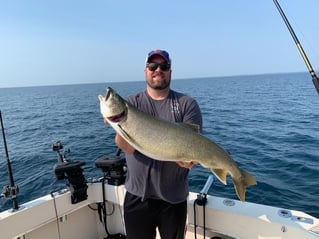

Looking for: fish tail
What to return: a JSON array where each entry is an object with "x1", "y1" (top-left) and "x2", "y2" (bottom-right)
[{"x1": 232, "y1": 169, "x2": 257, "y2": 201}]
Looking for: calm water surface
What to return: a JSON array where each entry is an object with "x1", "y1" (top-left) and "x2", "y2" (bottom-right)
[{"x1": 0, "y1": 72, "x2": 318, "y2": 218}]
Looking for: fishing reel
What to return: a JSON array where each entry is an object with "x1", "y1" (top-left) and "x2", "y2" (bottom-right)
[
  {"x1": 52, "y1": 141, "x2": 88, "y2": 204},
  {"x1": 95, "y1": 148, "x2": 126, "y2": 186},
  {"x1": 1, "y1": 185, "x2": 19, "y2": 198}
]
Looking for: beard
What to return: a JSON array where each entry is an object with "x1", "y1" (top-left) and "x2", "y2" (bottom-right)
[{"x1": 147, "y1": 72, "x2": 171, "y2": 90}]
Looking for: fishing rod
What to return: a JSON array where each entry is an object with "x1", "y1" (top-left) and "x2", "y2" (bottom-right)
[
  {"x1": 273, "y1": 0, "x2": 319, "y2": 94},
  {"x1": 0, "y1": 110, "x2": 19, "y2": 210}
]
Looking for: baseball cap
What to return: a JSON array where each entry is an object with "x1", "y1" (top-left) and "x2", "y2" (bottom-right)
[{"x1": 146, "y1": 49, "x2": 171, "y2": 63}]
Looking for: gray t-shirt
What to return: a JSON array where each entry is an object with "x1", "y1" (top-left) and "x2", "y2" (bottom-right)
[{"x1": 125, "y1": 89, "x2": 202, "y2": 203}]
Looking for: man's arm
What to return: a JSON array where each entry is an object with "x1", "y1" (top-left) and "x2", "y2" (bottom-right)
[
  {"x1": 115, "y1": 133, "x2": 135, "y2": 154},
  {"x1": 103, "y1": 118, "x2": 135, "y2": 154}
]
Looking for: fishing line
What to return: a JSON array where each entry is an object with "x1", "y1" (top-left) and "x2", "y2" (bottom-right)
[{"x1": 50, "y1": 191, "x2": 62, "y2": 239}]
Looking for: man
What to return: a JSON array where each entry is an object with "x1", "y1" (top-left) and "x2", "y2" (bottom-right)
[{"x1": 106, "y1": 49, "x2": 202, "y2": 239}]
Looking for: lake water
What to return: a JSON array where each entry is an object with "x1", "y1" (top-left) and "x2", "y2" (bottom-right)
[{"x1": 0, "y1": 72, "x2": 318, "y2": 218}]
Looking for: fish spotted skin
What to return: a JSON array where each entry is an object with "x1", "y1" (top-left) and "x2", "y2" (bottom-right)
[{"x1": 99, "y1": 87, "x2": 257, "y2": 201}]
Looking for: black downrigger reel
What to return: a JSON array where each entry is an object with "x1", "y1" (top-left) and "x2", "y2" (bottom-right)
[
  {"x1": 52, "y1": 141, "x2": 88, "y2": 204},
  {"x1": 95, "y1": 148, "x2": 126, "y2": 186}
]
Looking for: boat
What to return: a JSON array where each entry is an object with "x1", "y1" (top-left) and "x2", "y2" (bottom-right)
[
  {"x1": 1, "y1": 1, "x2": 319, "y2": 238},
  {"x1": 0, "y1": 139, "x2": 318, "y2": 239}
]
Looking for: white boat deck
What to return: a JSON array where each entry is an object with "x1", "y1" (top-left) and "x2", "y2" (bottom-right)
[{"x1": 0, "y1": 182, "x2": 318, "y2": 239}]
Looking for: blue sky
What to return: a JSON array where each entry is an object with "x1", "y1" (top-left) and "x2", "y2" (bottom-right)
[{"x1": 1, "y1": 0, "x2": 319, "y2": 88}]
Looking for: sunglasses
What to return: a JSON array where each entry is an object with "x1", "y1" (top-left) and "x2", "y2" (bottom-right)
[{"x1": 146, "y1": 62, "x2": 171, "y2": 71}]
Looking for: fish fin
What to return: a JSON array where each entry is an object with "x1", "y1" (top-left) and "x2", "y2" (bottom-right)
[
  {"x1": 118, "y1": 125, "x2": 140, "y2": 148},
  {"x1": 211, "y1": 168, "x2": 228, "y2": 185},
  {"x1": 232, "y1": 169, "x2": 257, "y2": 202},
  {"x1": 118, "y1": 125, "x2": 132, "y2": 141},
  {"x1": 179, "y1": 123, "x2": 201, "y2": 133}
]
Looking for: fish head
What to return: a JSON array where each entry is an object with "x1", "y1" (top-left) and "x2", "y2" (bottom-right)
[{"x1": 98, "y1": 87, "x2": 128, "y2": 123}]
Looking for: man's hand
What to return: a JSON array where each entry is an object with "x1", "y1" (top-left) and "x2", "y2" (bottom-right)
[{"x1": 176, "y1": 161, "x2": 197, "y2": 169}]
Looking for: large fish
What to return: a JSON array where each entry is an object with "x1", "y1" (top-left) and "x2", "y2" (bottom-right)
[{"x1": 98, "y1": 87, "x2": 257, "y2": 201}]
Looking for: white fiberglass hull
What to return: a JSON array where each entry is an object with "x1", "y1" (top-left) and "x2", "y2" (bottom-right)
[{"x1": 0, "y1": 181, "x2": 318, "y2": 239}]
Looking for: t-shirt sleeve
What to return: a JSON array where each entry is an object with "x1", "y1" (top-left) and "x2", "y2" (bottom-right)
[{"x1": 182, "y1": 98, "x2": 203, "y2": 132}]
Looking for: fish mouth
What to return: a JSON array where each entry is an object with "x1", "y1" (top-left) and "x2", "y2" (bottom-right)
[
  {"x1": 105, "y1": 87, "x2": 112, "y2": 101},
  {"x1": 107, "y1": 110, "x2": 127, "y2": 123},
  {"x1": 105, "y1": 87, "x2": 127, "y2": 123}
]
